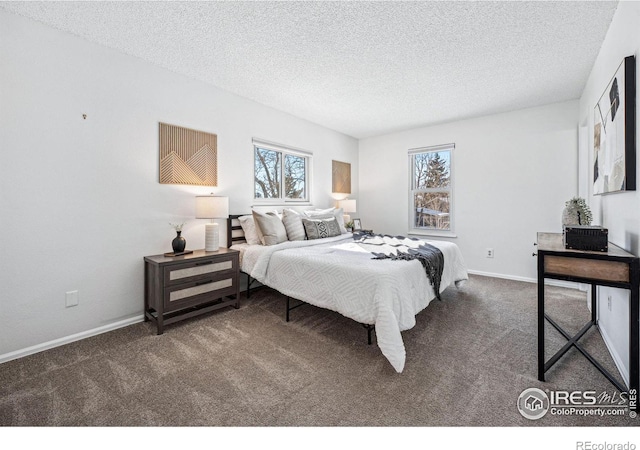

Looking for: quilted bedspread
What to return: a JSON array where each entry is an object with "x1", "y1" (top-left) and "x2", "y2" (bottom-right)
[{"x1": 238, "y1": 234, "x2": 468, "y2": 372}]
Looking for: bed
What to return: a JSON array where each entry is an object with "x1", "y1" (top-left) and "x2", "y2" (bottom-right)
[{"x1": 227, "y1": 213, "x2": 468, "y2": 373}]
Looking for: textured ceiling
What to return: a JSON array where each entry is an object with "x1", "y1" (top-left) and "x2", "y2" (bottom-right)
[{"x1": 1, "y1": 1, "x2": 618, "y2": 138}]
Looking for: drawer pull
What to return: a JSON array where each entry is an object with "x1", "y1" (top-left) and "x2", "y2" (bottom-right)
[
  {"x1": 196, "y1": 280, "x2": 213, "y2": 286},
  {"x1": 195, "y1": 261, "x2": 213, "y2": 266}
]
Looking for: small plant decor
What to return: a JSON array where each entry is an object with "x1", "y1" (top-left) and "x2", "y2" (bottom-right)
[
  {"x1": 562, "y1": 197, "x2": 593, "y2": 226},
  {"x1": 170, "y1": 222, "x2": 185, "y2": 232}
]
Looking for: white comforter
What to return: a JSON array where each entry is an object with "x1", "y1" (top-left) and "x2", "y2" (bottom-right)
[{"x1": 237, "y1": 233, "x2": 468, "y2": 373}]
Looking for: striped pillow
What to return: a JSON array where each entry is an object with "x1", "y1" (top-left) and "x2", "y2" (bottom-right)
[{"x1": 282, "y1": 209, "x2": 306, "y2": 241}]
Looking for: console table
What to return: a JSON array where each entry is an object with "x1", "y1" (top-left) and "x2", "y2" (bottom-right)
[{"x1": 536, "y1": 232, "x2": 639, "y2": 400}]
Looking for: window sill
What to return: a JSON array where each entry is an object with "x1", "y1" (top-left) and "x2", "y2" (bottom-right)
[
  {"x1": 252, "y1": 201, "x2": 312, "y2": 208},
  {"x1": 408, "y1": 230, "x2": 457, "y2": 239}
]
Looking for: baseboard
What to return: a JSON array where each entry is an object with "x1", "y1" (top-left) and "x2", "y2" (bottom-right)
[
  {"x1": 598, "y1": 323, "x2": 630, "y2": 389},
  {"x1": 467, "y1": 269, "x2": 584, "y2": 290},
  {"x1": 468, "y1": 269, "x2": 536, "y2": 283},
  {"x1": 0, "y1": 315, "x2": 144, "y2": 364},
  {"x1": 0, "y1": 272, "x2": 587, "y2": 365}
]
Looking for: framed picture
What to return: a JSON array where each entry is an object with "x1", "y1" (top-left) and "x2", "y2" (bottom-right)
[
  {"x1": 352, "y1": 218, "x2": 362, "y2": 231},
  {"x1": 159, "y1": 122, "x2": 218, "y2": 186},
  {"x1": 593, "y1": 55, "x2": 636, "y2": 195},
  {"x1": 332, "y1": 160, "x2": 351, "y2": 194}
]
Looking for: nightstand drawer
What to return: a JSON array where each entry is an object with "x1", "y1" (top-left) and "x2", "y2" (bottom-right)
[
  {"x1": 163, "y1": 271, "x2": 237, "y2": 312},
  {"x1": 163, "y1": 255, "x2": 235, "y2": 286}
]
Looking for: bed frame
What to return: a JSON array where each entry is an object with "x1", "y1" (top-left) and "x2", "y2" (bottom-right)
[
  {"x1": 226, "y1": 214, "x2": 376, "y2": 345},
  {"x1": 227, "y1": 214, "x2": 261, "y2": 298}
]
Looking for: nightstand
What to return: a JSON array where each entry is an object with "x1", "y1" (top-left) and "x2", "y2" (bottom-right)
[{"x1": 143, "y1": 248, "x2": 240, "y2": 334}]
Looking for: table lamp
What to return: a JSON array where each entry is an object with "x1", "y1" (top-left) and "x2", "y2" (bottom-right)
[
  {"x1": 338, "y1": 199, "x2": 357, "y2": 223},
  {"x1": 195, "y1": 195, "x2": 229, "y2": 251}
]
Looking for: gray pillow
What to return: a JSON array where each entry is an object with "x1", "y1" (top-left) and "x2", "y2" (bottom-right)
[
  {"x1": 252, "y1": 210, "x2": 288, "y2": 246},
  {"x1": 304, "y1": 207, "x2": 347, "y2": 234},
  {"x1": 302, "y1": 217, "x2": 342, "y2": 240},
  {"x1": 282, "y1": 209, "x2": 306, "y2": 241}
]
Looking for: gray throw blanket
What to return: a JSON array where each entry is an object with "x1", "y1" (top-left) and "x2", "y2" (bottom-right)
[{"x1": 354, "y1": 233, "x2": 445, "y2": 301}]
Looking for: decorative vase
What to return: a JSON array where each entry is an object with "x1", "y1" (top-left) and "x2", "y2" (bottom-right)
[{"x1": 172, "y1": 231, "x2": 186, "y2": 253}]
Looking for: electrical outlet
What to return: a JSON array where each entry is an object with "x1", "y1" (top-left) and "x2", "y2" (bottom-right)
[
  {"x1": 486, "y1": 248, "x2": 494, "y2": 258},
  {"x1": 607, "y1": 295, "x2": 612, "y2": 312},
  {"x1": 66, "y1": 290, "x2": 79, "y2": 308}
]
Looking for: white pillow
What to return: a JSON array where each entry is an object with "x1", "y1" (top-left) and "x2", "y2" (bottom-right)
[
  {"x1": 332, "y1": 207, "x2": 348, "y2": 234},
  {"x1": 282, "y1": 209, "x2": 306, "y2": 241},
  {"x1": 252, "y1": 210, "x2": 288, "y2": 246},
  {"x1": 304, "y1": 207, "x2": 335, "y2": 217},
  {"x1": 238, "y1": 215, "x2": 261, "y2": 245}
]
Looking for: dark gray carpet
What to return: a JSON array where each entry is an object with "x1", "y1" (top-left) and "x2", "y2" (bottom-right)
[{"x1": 0, "y1": 274, "x2": 636, "y2": 426}]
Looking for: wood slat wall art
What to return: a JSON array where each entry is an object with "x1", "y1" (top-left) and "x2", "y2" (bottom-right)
[
  {"x1": 332, "y1": 160, "x2": 351, "y2": 194},
  {"x1": 159, "y1": 122, "x2": 218, "y2": 186}
]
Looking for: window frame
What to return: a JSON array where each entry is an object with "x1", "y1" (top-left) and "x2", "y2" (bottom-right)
[
  {"x1": 408, "y1": 143, "x2": 456, "y2": 237},
  {"x1": 253, "y1": 138, "x2": 312, "y2": 205}
]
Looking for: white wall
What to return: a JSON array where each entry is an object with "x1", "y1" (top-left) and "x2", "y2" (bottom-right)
[
  {"x1": 359, "y1": 101, "x2": 579, "y2": 281},
  {"x1": 0, "y1": 10, "x2": 358, "y2": 360},
  {"x1": 578, "y1": 0, "x2": 640, "y2": 387}
]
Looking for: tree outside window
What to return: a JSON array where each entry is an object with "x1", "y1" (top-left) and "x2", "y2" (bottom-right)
[
  {"x1": 255, "y1": 147, "x2": 281, "y2": 199},
  {"x1": 254, "y1": 143, "x2": 309, "y2": 202},
  {"x1": 284, "y1": 154, "x2": 306, "y2": 199},
  {"x1": 410, "y1": 146, "x2": 453, "y2": 232}
]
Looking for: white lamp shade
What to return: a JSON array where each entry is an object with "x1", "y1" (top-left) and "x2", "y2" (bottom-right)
[
  {"x1": 195, "y1": 196, "x2": 229, "y2": 219},
  {"x1": 338, "y1": 199, "x2": 357, "y2": 213}
]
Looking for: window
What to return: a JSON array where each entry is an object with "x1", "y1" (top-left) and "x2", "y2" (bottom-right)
[
  {"x1": 409, "y1": 144, "x2": 454, "y2": 234},
  {"x1": 254, "y1": 139, "x2": 310, "y2": 203}
]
